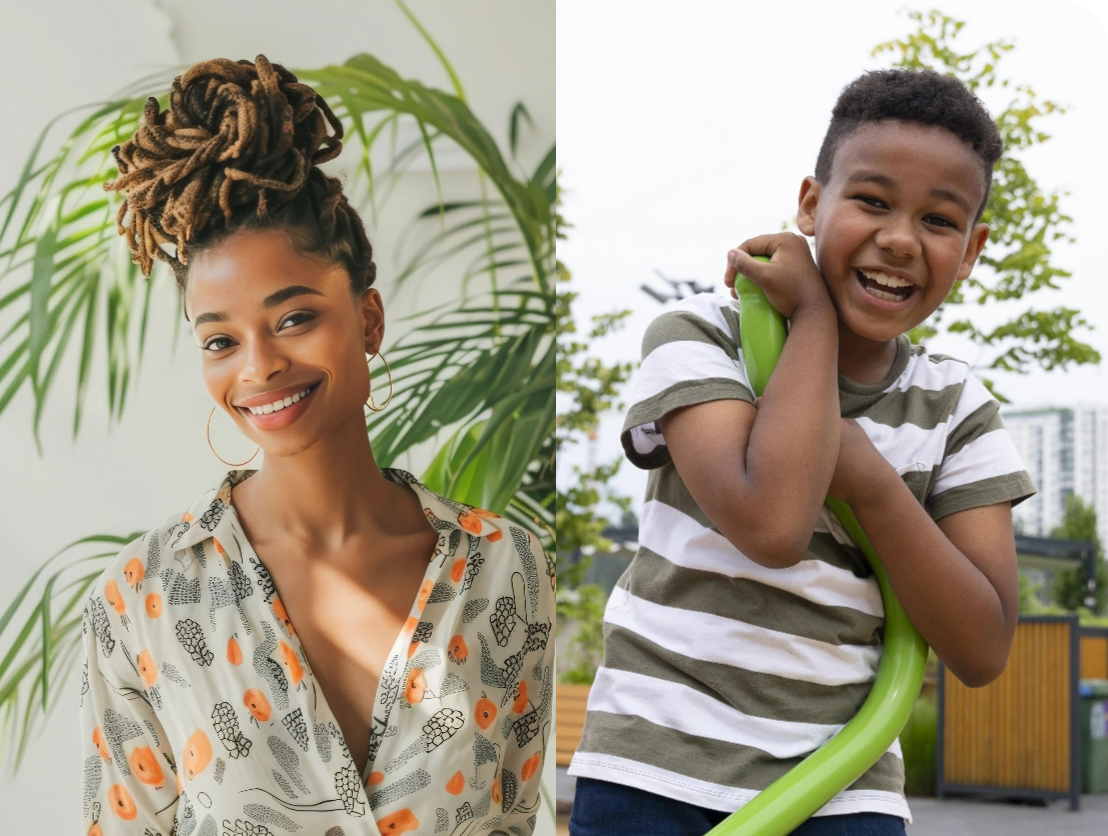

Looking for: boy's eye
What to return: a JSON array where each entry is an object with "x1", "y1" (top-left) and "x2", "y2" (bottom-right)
[
  {"x1": 925, "y1": 215, "x2": 957, "y2": 229},
  {"x1": 855, "y1": 195, "x2": 887, "y2": 208}
]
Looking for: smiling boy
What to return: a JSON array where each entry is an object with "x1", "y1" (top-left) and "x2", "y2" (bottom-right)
[{"x1": 567, "y1": 70, "x2": 1036, "y2": 836}]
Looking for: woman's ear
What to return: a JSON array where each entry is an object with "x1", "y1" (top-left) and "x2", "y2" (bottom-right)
[
  {"x1": 796, "y1": 176, "x2": 821, "y2": 237},
  {"x1": 361, "y1": 287, "x2": 385, "y2": 354}
]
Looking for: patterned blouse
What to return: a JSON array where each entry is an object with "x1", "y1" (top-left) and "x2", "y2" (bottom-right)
[{"x1": 79, "y1": 467, "x2": 554, "y2": 836}]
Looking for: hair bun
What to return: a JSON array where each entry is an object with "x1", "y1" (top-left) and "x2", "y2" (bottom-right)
[{"x1": 106, "y1": 54, "x2": 344, "y2": 276}]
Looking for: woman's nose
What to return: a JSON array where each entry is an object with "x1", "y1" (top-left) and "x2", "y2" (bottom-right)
[{"x1": 238, "y1": 335, "x2": 289, "y2": 383}]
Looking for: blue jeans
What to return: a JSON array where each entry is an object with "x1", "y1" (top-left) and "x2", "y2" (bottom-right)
[{"x1": 568, "y1": 777, "x2": 908, "y2": 836}]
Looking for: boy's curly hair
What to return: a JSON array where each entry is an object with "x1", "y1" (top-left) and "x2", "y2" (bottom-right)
[
  {"x1": 104, "y1": 54, "x2": 375, "y2": 319},
  {"x1": 814, "y1": 69, "x2": 1003, "y2": 222}
]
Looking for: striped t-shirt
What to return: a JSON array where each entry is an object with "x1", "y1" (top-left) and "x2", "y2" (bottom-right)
[{"x1": 567, "y1": 292, "x2": 1036, "y2": 822}]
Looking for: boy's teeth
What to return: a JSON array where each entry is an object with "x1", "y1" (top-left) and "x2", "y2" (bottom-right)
[
  {"x1": 866, "y1": 286, "x2": 903, "y2": 302},
  {"x1": 248, "y1": 385, "x2": 313, "y2": 415},
  {"x1": 859, "y1": 269, "x2": 913, "y2": 289}
]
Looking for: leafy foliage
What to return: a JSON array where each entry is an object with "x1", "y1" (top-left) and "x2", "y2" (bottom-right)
[
  {"x1": 875, "y1": 9, "x2": 1100, "y2": 399},
  {"x1": 1048, "y1": 494, "x2": 1108, "y2": 615}
]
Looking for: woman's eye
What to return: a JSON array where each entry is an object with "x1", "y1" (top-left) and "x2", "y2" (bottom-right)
[
  {"x1": 280, "y1": 311, "x2": 315, "y2": 329},
  {"x1": 203, "y1": 337, "x2": 233, "y2": 352}
]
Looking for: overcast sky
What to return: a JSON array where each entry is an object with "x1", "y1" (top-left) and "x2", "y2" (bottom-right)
[{"x1": 557, "y1": 0, "x2": 1108, "y2": 513}]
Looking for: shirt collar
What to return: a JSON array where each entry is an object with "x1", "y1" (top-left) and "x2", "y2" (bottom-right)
[{"x1": 163, "y1": 466, "x2": 507, "y2": 554}]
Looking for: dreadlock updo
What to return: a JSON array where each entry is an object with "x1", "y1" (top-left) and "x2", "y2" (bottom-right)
[{"x1": 105, "y1": 54, "x2": 375, "y2": 318}]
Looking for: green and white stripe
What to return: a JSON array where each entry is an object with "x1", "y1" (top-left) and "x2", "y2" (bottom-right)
[{"x1": 569, "y1": 293, "x2": 1036, "y2": 821}]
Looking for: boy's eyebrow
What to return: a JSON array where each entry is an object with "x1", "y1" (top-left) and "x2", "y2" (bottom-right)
[
  {"x1": 845, "y1": 171, "x2": 971, "y2": 215},
  {"x1": 192, "y1": 285, "x2": 325, "y2": 327}
]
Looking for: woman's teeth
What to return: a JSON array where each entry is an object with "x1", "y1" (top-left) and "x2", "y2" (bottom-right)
[
  {"x1": 247, "y1": 384, "x2": 315, "y2": 415},
  {"x1": 858, "y1": 269, "x2": 914, "y2": 302}
]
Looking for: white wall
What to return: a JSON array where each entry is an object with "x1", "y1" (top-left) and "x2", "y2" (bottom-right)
[{"x1": 0, "y1": 1, "x2": 555, "y2": 832}]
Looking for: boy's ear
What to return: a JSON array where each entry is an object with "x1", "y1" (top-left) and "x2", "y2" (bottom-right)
[
  {"x1": 956, "y1": 222, "x2": 990, "y2": 282},
  {"x1": 797, "y1": 176, "x2": 821, "y2": 236}
]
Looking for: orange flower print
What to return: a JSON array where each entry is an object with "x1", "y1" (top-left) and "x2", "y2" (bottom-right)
[
  {"x1": 227, "y1": 636, "x2": 243, "y2": 666},
  {"x1": 491, "y1": 776, "x2": 502, "y2": 807},
  {"x1": 487, "y1": 529, "x2": 503, "y2": 543},
  {"x1": 212, "y1": 537, "x2": 226, "y2": 555},
  {"x1": 122, "y1": 558, "x2": 145, "y2": 589},
  {"x1": 243, "y1": 689, "x2": 271, "y2": 723},
  {"x1": 271, "y1": 596, "x2": 296, "y2": 636},
  {"x1": 367, "y1": 771, "x2": 385, "y2": 785},
  {"x1": 278, "y1": 641, "x2": 304, "y2": 686},
  {"x1": 405, "y1": 668, "x2": 427, "y2": 704},
  {"x1": 512, "y1": 680, "x2": 529, "y2": 714},
  {"x1": 92, "y1": 726, "x2": 110, "y2": 761},
  {"x1": 182, "y1": 729, "x2": 212, "y2": 780},
  {"x1": 129, "y1": 746, "x2": 165, "y2": 788},
  {"x1": 450, "y1": 557, "x2": 467, "y2": 583},
  {"x1": 376, "y1": 808, "x2": 419, "y2": 834},
  {"x1": 103, "y1": 580, "x2": 129, "y2": 628},
  {"x1": 474, "y1": 696, "x2": 497, "y2": 729},
  {"x1": 107, "y1": 784, "x2": 137, "y2": 820},
  {"x1": 416, "y1": 580, "x2": 434, "y2": 613},
  {"x1": 446, "y1": 770, "x2": 465, "y2": 794},
  {"x1": 137, "y1": 649, "x2": 158, "y2": 688},
  {"x1": 472, "y1": 507, "x2": 501, "y2": 520},
  {"x1": 458, "y1": 510, "x2": 482, "y2": 535},
  {"x1": 521, "y1": 751, "x2": 541, "y2": 781},
  {"x1": 88, "y1": 819, "x2": 103, "y2": 836},
  {"x1": 447, "y1": 635, "x2": 468, "y2": 664},
  {"x1": 145, "y1": 592, "x2": 162, "y2": 619},
  {"x1": 402, "y1": 615, "x2": 421, "y2": 658}
]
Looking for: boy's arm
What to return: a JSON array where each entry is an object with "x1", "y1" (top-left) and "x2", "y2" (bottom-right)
[
  {"x1": 832, "y1": 419, "x2": 1019, "y2": 687},
  {"x1": 659, "y1": 233, "x2": 840, "y2": 568}
]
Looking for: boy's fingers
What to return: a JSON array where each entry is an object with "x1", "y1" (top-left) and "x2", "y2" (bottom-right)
[{"x1": 729, "y1": 247, "x2": 773, "y2": 284}]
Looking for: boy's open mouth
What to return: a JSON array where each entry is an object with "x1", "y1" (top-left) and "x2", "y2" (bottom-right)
[{"x1": 855, "y1": 268, "x2": 918, "y2": 304}]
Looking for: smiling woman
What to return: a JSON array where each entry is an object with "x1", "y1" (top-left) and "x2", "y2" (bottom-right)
[{"x1": 79, "y1": 54, "x2": 553, "y2": 835}]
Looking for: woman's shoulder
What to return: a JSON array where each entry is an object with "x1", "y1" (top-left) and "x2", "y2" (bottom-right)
[
  {"x1": 86, "y1": 470, "x2": 249, "y2": 615},
  {"x1": 382, "y1": 467, "x2": 554, "y2": 596}
]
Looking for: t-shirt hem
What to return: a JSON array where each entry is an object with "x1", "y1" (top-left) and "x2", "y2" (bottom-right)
[{"x1": 567, "y1": 751, "x2": 912, "y2": 823}]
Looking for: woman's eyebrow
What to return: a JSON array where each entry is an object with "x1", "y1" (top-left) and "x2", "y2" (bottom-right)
[{"x1": 192, "y1": 285, "x2": 325, "y2": 327}]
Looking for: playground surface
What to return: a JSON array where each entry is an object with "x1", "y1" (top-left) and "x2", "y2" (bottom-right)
[{"x1": 554, "y1": 768, "x2": 1108, "y2": 834}]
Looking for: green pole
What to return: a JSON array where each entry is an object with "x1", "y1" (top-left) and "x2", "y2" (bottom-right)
[{"x1": 707, "y1": 257, "x2": 929, "y2": 836}]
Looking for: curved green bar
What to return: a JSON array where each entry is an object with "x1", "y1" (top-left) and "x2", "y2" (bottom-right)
[{"x1": 707, "y1": 259, "x2": 929, "y2": 836}]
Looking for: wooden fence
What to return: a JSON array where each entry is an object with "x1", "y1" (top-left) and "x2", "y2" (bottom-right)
[
  {"x1": 937, "y1": 615, "x2": 1086, "y2": 810},
  {"x1": 557, "y1": 684, "x2": 592, "y2": 767}
]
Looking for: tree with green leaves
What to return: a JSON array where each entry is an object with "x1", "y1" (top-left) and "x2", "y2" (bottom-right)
[
  {"x1": 0, "y1": 4, "x2": 553, "y2": 767},
  {"x1": 554, "y1": 209, "x2": 633, "y2": 682},
  {"x1": 1049, "y1": 494, "x2": 1108, "y2": 615},
  {"x1": 874, "y1": 9, "x2": 1099, "y2": 399}
]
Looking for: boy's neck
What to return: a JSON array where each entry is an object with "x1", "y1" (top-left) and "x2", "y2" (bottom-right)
[{"x1": 837, "y1": 321, "x2": 900, "y2": 386}]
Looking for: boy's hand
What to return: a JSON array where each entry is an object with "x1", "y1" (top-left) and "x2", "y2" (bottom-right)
[
  {"x1": 828, "y1": 418, "x2": 889, "y2": 505},
  {"x1": 724, "y1": 233, "x2": 831, "y2": 321}
]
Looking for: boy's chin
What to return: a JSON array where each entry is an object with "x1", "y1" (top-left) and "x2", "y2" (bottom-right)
[{"x1": 837, "y1": 312, "x2": 912, "y2": 345}]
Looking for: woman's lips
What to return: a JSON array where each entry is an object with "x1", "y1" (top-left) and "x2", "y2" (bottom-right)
[{"x1": 237, "y1": 381, "x2": 320, "y2": 431}]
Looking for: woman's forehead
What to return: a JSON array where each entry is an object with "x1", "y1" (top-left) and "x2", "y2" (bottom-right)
[{"x1": 185, "y1": 229, "x2": 349, "y2": 321}]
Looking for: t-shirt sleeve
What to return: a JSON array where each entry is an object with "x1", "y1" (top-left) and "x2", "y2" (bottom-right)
[
  {"x1": 926, "y1": 374, "x2": 1037, "y2": 520},
  {"x1": 80, "y1": 532, "x2": 180, "y2": 834},
  {"x1": 621, "y1": 294, "x2": 755, "y2": 470}
]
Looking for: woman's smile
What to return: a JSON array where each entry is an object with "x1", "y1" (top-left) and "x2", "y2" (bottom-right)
[{"x1": 236, "y1": 380, "x2": 323, "y2": 431}]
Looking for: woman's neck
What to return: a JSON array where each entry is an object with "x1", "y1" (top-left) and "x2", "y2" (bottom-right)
[{"x1": 230, "y1": 411, "x2": 425, "y2": 553}]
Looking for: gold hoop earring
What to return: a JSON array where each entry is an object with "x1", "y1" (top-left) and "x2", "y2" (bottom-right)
[
  {"x1": 366, "y1": 351, "x2": 394, "y2": 412},
  {"x1": 207, "y1": 407, "x2": 260, "y2": 467}
]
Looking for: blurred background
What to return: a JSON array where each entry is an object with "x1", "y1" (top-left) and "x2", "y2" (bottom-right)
[{"x1": 0, "y1": 0, "x2": 555, "y2": 833}]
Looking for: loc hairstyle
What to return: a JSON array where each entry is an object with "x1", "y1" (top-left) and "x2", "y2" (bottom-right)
[
  {"x1": 104, "y1": 54, "x2": 375, "y2": 318},
  {"x1": 814, "y1": 69, "x2": 1003, "y2": 223}
]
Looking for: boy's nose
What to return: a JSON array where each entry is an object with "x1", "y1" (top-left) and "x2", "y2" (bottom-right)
[{"x1": 874, "y1": 216, "x2": 921, "y2": 260}]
